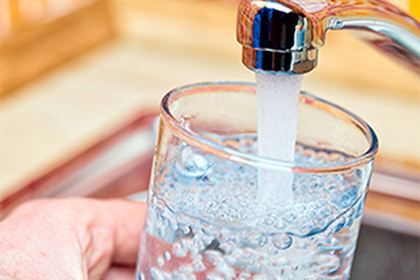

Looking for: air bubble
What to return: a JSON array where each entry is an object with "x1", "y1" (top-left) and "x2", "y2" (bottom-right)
[
  {"x1": 174, "y1": 146, "x2": 211, "y2": 179},
  {"x1": 331, "y1": 216, "x2": 346, "y2": 233},
  {"x1": 172, "y1": 242, "x2": 187, "y2": 257},
  {"x1": 309, "y1": 254, "x2": 341, "y2": 274},
  {"x1": 238, "y1": 272, "x2": 252, "y2": 280},
  {"x1": 215, "y1": 260, "x2": 236, "y2": 279},
  {"x1": 157, "y1": 256, "x2": 164, "y2": 267},
  {"x1": 179, "y1": 264, "x2": 193, "y2": 274},
  {"x1": 332, "y1": 185, "x2": 358, "y2": 208},
  {"x1": 192, "y1": 257, "x2": 206, "y2": 272},
  {"x1": 164, "y1": 251, "x2": 171, "y2": 261},
  {"x1": 149, "y1": 267, "x2": 170, "y2": 280},
  {"x1": 272, "y1": 233, "x2": 293, "y2": 250},
  {"x1": 206, "y1": 273, "x2": 225, "y2": 280},
  {"x1": 283, "y1": 210, "x2": 298, "y2": 223},
  {"x1": 247, "y1": 233, "x2": 267, "y2": 247},
  {"x1": 204, "y1": 250, "x2": 223, "y2": 266}
]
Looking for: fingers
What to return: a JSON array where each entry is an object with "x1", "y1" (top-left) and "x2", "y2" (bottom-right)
[
  {"x1": 93, "y1": 199, "x2": 147, "y2": 265},
  {"x1": 0, "y1": 197, "x2": 147, "y2": 280},
  {"x1": 101, "y1": 266, "x2": 135, "y2": 280}
]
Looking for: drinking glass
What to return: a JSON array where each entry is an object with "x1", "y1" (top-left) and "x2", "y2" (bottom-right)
[{"x1": 136, "y1": 81, "x2": 379, "y2": 280}]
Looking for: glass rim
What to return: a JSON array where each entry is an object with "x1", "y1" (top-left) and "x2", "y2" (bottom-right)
[{"x1": 160, "y1": 81, "x2": 379, "y2": 174}]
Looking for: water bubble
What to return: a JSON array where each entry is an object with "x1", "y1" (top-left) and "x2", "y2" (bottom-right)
[
  {"x1": 274, "y1": 218, "x2": 286, "y2": 230},
  {"x1": 354, "y1": 195, "x2": 366, "y2": 219},
  {"x1": 170, "y1": 271, "x2": 183, "y2": 280},
  {"x1": 320, "y1": 205, "x2": 334, "y2": 218},
  {"x1": 238, "y1": 272, "x2": 252, "y2": 280},
  {"x1": 206, "y1": 273, "x2": 225, "y2": 280},
  {"x1": 203, "y1": 250, "x2": 223, "y2": 266},
  {"x1": 190, "y1": 235, "x2": 205, "y2": 256},
  {"x1": 247, "y1": 233, "x2": 267, "y2": 247},
  {"x1": 331, "y1": 216, "x2": 346, "y2": 233},
  {"x1": 332, "y1": 185, "x2": 358, "y2": 208},
  {"x1": 155, "y1": 200, "x2": 167, "y2": 220},
  {"x1": 272, "y1": 233, "x2": 293, "y2": 250},
  {"x1": 215, "y1": 207, "x2": 241, "y2": 223},
  {"x1": 345, "y1": 209, "x2": 355, "y2": 227},
  {"x1": 149, "y1": 267, "x2": 170, "y2": 280},
  {"x1": 176, "y1": 213, "x2": 189, "y2": 226},
  {"x1": 253, "y1": 275, "x2": 274, "y2": 280},
  {"x1": 180, "y1": 225, "x2": 191, "y2": 235},
  {"x1": 308, "y1": 178, "x2": 324, "y2": 192},
  {"x1": 321, "y1": 237, "x2": 340, "y2": 249},
  {"x1": 215, "y1": 261, "x2": 236, "y2": 280},
  {"x1": 223, "y1": 254, "x2": 237, "y2": 266},
  {"x1": 164, "y1": 251, "x2": 171, "y2": 261},
  {"x1": 299, "y1": 220, "x2": 318, "y2": 236},
  {"x1": 172, "y1": 242, "x2": 187, "y2": 257},
  {"x1": 270, "y1": 256, "x2": 291, "y2": 268},
  {"x1": 175, "y1": 146, "x2": 211, "y2": 179},
  {"x1": 179, "y1": 264, "x2": 193, "y2": 274},
  {"x1": 192, "y1": 256, "x2": 206, "y2": 272},
  {"x1": 157, "y1": 256, "x2": 165, "y2": 267},
  {"x1": 301, "y1": 148, "x2": 315, "y2": 160},
  {"x1": 217, "y1": 228, "x2": 232, "y2": 243},
  {"x1": 313, "y1": 151, "x2": 328, "y2": 162},
  {"x1": 219, "y1": 240, "x2": 235, "y2": 254},
  {"x1": 262, "y1": 214, "x2": 276, "y2": 226},
  {"x1": 309, "y1": 254, "x2": 341, "y2": 274},
  {"x1": 283, "y1": 210, "x2": 298, "y2": 224},
  {"x1": 327, "y1": 153, "x2": 344, "y2": 162},
  {"x1": 323, "y1": 179, "x2": 340, "y2": 194}
]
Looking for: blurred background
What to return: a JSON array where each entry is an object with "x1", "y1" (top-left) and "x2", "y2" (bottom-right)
[{"x1": 0, "y1": 0, "x2": 419, "y2": 279}]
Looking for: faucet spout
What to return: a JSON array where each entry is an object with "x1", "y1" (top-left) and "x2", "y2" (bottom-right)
[{"x1": 237, "y1": 0, "x2": 420, "y2": 74}]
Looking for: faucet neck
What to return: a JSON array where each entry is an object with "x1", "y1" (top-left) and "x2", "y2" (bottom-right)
[{"x1": 237, "y1": 0, "x2": 420, "y2": 74}]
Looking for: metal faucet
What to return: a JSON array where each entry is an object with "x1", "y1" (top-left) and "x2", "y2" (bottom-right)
[{"x1": 236, "y1": 0, "x2": 420, "y2": 74}]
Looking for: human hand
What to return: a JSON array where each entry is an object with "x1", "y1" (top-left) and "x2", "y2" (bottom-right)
[{"x1": 0, "y1": 197, "x2": 146, "y2": 280}]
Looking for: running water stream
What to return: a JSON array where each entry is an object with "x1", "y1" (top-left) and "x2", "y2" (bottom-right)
[{"x1": 256, "y1": 73, "x2": 303, "y2": 203}]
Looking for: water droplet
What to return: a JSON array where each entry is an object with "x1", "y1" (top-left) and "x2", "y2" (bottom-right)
[{"x1": 272, "y1": 233, "x2": 292, "y2": 250}]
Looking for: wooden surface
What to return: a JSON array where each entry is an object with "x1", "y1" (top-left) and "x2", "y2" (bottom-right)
[
  {"x1": 0, "y1": 0, "x2": 419, "y2": 230},
  {"x1": 0, "y1": 0, "x2": 115, "y2": 97}
]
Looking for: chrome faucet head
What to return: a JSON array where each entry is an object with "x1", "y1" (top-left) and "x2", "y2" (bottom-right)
[
  {"x1": 237, "y1": 1, "x2": 317, "y2": 74},
  {"x1": 237, "y1": 0, "x2": 420, "y2": 75}
]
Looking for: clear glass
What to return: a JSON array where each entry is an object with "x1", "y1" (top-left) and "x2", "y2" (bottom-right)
[{"x1": 136, "y1": 82, "x2": 379, "y2": 280}]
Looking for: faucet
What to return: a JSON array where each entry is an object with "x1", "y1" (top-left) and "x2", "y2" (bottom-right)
[{"x1": 236, "y1": 0, "x2": 420, "y2": 74}]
